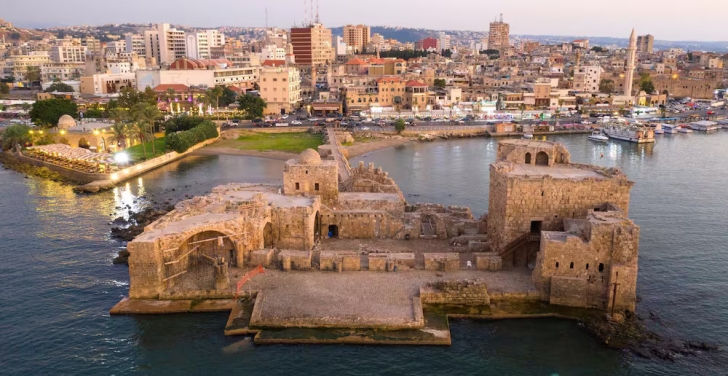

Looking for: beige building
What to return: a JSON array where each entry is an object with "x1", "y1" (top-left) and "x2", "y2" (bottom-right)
[
  {"x1": 3, "y1": 52, "x2": 50, "y2": 82},
  {"x1": 259, "y1": 66, "x2": 302, "y2": 115},
  {"x1": 40, "y1": 62, "x2": 85, "y2": 82},
  {"x1": 290, "y1": 23, "x2": 334, "y2": 67},
  {"x1": 49, "y1": 40, "x2": 88, "y2": 63},
  {"x1": 573, "y1": 65, "x2": 603, "y2": 93},
  {"x1": 144, "y1": 23, "x2": 187, "y2": 66},
  {"x1": 488, "y1": 17, "x2": 510, "y2": 53},
  {"x1": 636, "y1": 34, "x2": 654, "y2": 54},
  {"x1": 80, "y1": 73, "x2": 135, "y2": 95},
  {"x1": 343, "y1": 24, "x2": 371, "y2": 53}
]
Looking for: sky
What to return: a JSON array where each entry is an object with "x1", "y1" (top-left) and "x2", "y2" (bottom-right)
[{"x1": 4, "y1": 0, "x2": 727, "y2": 41}]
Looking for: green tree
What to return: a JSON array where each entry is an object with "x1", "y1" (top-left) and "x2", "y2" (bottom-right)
[
  {"x1": 599, "y1": 79, "x2": 615, "y2": 94},
  {"x1": 44, "y1": 80, "x2": 75, "y2": 93},
  {"x1": 205, "y1": 86, "x2": 224, "y2": 109},
  {"x1": 132, "y1": 103, "x2": 162, "y2": 156},
  {"x1": 0, "y1": 76, "x2": 15, "y2": 84},
  {"x1": 0, "y1": 84, "x2": 8, "y2": 96},
  {"x1": 29, "y1": 98, "x2": 78, "y2": 127},
  {"x1": 394, "y1": 118, "x2": 406, "y2": 134},
  {"x1": 591, "y1": 46, "x2": 605, "y2": 53},
  {"x1": 108, "y1": 122, "x2": 130, "y2": 149},
  {"x1": 118, "y1": 86, "x2": 142, "y2": 109},
  {"x1": 219, "y1": 86, "x2": 238, "y2": 107},
  {"x1": 25, "y1": 66, "x2": 40, "y2": 85},
  {"x1": 165, "y1": 88, "x2": 176, "y2": 103},
  {"x1": 9, "y1": 32, "x2": 21, "y2": 40},
  {"x1": 238, "y1": 94, "x2": 267, "y2": 119},
  {"x1": 441, "y1": 49, "x2": 452, "y2": 58},
  {"x1": 0, "y1": 124, "x2": 32, "y2": 151},
  {"x1": 129, "y1": 122, "x2": 152, "y2": 160},
  {"x1": 433, "y1": 78, "x2": 446, "y2": 88},
  {"x1": 142, "y1": 86, "x2": 158, "y2": 105},
  {"x1": 639, "y1": 73, "x2": 655, "y2": 94}
]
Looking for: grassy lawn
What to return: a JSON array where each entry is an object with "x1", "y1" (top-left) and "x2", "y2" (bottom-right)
[
  {"x1": 224, "y1": 131, "x2": 323, "y2": 153},
  {"x1": 120, "y1": 137, "x2": 166, "y2": 163}
]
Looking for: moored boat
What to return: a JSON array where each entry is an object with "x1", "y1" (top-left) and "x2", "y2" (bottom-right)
[
  {"x1": 602, "y1": 125, "x2": 655, "y2": 143},
  {"x1": 588, "y1": 131, "x2": 609, "y2": 142},
  {"x1": 678, "y1": 124, "x2": 692, "y2": 133},
  {"x1": 662, "y1": 124, "x2": 679, "y2": 134}
]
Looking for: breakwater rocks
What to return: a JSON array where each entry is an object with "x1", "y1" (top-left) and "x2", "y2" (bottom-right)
[
  {"x1": 0, "y1": 152, "x2": 71, "y2": 183},
  {"x1": 584, "y1": 313, "x2": 721, "y2": 361},
  {"x1": 110, "y1": 205, "x2": 174, "y2": 264},
  {"x1": 417, "y1": 132, "x2": 487, "y2": 142}
]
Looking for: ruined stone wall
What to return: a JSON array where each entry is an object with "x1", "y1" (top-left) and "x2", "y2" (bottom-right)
[
  {"x1": 344, "y1": 161, "x2": 403, "y2": 198},
  {"x1": 487, "y1": 164, "x2": 633, "y2": 253},
  {"x1": 532, "y1": 211, "x2": 640, "y2": 312},
  {"x1": 320, "y1": 211, "x2": 404, "y2": 239},
  {"x1": 496, "y1": 140, "x2": 571, "y2": 166},
  {"x1": 271, "y1": 204, "x2": 319, "y2": 251},
  {"x1": 283, "y1": 162, "x2": 339, "y2": 204},
  {"x1": 420, "y1": 280, "x2": 491, "y2": 306}
]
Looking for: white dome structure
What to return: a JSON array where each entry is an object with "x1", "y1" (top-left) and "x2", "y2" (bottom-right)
[
  {"x1": 57, "y1": 114, "x2": 76, "y2": 129},
  {"x1": 298, "y1": 149, "x2": 322, "y2": 165}
]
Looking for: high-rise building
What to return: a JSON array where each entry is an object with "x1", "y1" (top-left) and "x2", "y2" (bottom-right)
[
  {"x1": 439, "y1": 32, "x2": 451, "y2": 51},
  {"x1": 342, "y1": 24, "x2": 370, "y2": 53},
  {"x1": 636, "y1": 34, "x2": 654, "y2": 54},
  {"x1": 49, "y1": 40, "x2": 87, "y2": 63},
  {"x1": 125, "y1": 34, "x2": 146, "y2": 57},
  {"x1": 624, "y1": 29, "x2": 637, "y2": 97},
  {"x1": 144, "y1": 24, "x2": 186, "y2": 66},
  {"x1": 290, "y1": 23, "x2": 334, "y2": 67},
  {"x1": 185, "y1": 30, "x2": 226, "y2": 60},
  {"x1": 488, "y1": 14, "x2": 510, "y2": 53}
]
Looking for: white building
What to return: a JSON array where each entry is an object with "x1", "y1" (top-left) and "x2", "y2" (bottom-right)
[
  {"x1": 259, "y1": 44, "x2": 286, "y2": 61},
  {"x1": 106, "y1": 40, "x2": 127, "y2": 54},
  {"x1": 333, "y1": 36, "x2": 347, "y2": 56},
  {"x1": 49, "y1": 42, "x2": 87, "y2": 63},
  {"x1": 573, "y1": 65, "x2": 604, "y2": 93},
  {"x1": 185, "y1": 30, "x2": 225, "y2": 60},
  {"x1": 3, "y1": 52, "x2": 50, "y2": 82},
  {"x1": 144, "y1": 23, "x2": 187, "y2": 66},
  {"x1": 135, "y1": 66, "x2": 258, "y2": 91},
  {"x1": 125, "y1": 34, "x2": 146, "y2": 56},
  {"x1": 40, "y1": 62, "x2": 85, "y2": 82},
  {"x1": 439, "y1": 32, "x2": 451, "y2": 51},
  {"x1": 80, "y1": 73, "x2": 136, "y2": 95}
]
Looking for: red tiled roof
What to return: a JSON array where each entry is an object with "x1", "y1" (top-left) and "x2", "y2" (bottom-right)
[
  {"x1": 262, "y1": 60, "x2": 286, "y2": 67},
  {"x1": 345, "y1": 58, "x2": 368, "y2": 65},
  {"x1": 153, "y1": 84, "x2": 190, "y2": 92},
  {"x1": 367, "y1": 58, "x2": 385, "y2": 65},
  {"x1": 376, "y1": 76, "x2": 403, "y2": 83},
  {"x1": 405, "y1": 80, "x2": 428, "y2": 87}
]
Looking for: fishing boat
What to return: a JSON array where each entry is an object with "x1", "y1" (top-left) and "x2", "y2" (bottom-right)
[
  {"x1": 652, "y1": 123, "x2": 664, "y2": 134},
  {"x1": 690, "y1": 121, "x2": 719, "y2": 132},
  {"x1": 602, "y1": 125, "x2": 655, "y2": 143},
  {"x1": 661, "y1": 124, "x2": 679, "y2": 134},
  {"x1": 522, "y1": 133, "x2": 534, "y2": 139},
  {"x1": 588, "y1": 131, "x2": 609, "y2": 142},
  {"x1": 678, "y1": 125, "x2": 692, "y2": 133}
]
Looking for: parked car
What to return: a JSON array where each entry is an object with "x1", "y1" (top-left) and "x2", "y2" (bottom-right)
[
  {"x1": 291, "y1": 120, "x2": 303, "y2": 125},
  {"x1": 361, "y1": 126, "x2": 370, "y2": 131},
  {"x1": 308, "y1": 117, "x2": 320, "y2": 122}
]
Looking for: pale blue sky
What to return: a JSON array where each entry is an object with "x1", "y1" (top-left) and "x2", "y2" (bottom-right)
[{"x1": 4, "y1": 0, "x2": 726, "y2": 41}]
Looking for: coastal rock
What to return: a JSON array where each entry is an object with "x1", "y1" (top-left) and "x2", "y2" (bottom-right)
[{"x1": 113, "y1": 250, "x2": 130, "y2": 264}]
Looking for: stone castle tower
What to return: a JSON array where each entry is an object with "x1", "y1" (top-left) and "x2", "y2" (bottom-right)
[{"x1": 623, "y1": 29, "x2": 637, "y2": 97}]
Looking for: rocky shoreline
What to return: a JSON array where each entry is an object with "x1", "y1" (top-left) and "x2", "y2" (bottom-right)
[
  {"x1": 0, "y1": 151, "x2": 73, "y2": 183},
  {"x1": 583, "y1": 312, "x2": 721, "y2": 361},
  {"x1": 110, "y1": 204, "x2": 176, "y2": 264}
]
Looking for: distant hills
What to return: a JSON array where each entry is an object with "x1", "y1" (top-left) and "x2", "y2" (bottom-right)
[{"x1": 332, "y1": 26, "x2": 728, "y2": 52}]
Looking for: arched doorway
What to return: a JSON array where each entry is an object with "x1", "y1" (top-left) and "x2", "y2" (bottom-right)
[
  {"x1": 314, "y1": 211, "x2": 321, "y2": 240},
  {"x1": 535, "y1": 151, "x2": 549, "y2": 166},
  {"x1": 263, "y1": 222, "x2": 273, "y2": 248},
  {"x1": 525, "y1": 152, "x2": 532, "y2": 164},
  {"x1": 165, "y1": 230, "x2": 235, "y2": 290}
]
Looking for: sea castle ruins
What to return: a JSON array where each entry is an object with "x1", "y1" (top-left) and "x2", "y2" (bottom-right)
[{"x1": 113, "y1": 131, "x2": 640, "y2": 344}]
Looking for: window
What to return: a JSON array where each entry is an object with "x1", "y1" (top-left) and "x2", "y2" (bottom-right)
[
  {"x1": 586, "y1": 264, "x2": 589, "y2": 270},
  {"x1": 315, "y1": 183, "x2": 320, "y2": 191},
  {"x1": 570, "y1": 262, "x2": 574, "y2": 269},
  {"x1": 598, "y1": 263, "x2": 604, "y2": 272},
  {"x1": 295, "y1": 182, "x2": 300, "y2": 190}
]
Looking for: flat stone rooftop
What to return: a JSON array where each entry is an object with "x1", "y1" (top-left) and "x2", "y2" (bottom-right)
[
  {"x1": 506, "y1": 164, "x2": 605, "y2": 180},
  {"x1": 339, "y1": 192, "x2": 402, "y2": 202},
  {"x1": 237, "y1": 269, "x2": 535, "y2": 328}
]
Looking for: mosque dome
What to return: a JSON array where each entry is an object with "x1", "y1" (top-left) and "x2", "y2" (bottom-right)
[
  {"x1": 298, "y1": 148, "x2": 322, "y2": 165},
  {"x1": 57, "y1": 114, "x2": 76, "y2": 129}
]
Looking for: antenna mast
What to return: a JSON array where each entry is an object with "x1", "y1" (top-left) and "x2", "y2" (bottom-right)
[
  {"x1": 316, "y1": 0, "x2": 320, "y2": 24},
  {"x1": 303, "y1": 0, "x2": 308, "y2": 26},
  {"x1": 266, "y1": 7, "x2": 268, "y2": 28},
  {"x1": 310, "y1": 0, "x2": 314, "y2": 25},
  {"x1": 500, "y1": 13, "x2": 503, "y2": 23}
]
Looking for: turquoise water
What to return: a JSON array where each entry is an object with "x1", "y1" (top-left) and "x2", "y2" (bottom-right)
[{"x1": 1, "y1": 133, "x2": 727, "y2": 375}]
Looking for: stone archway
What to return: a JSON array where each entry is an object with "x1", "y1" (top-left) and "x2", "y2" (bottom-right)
[
  {"x1": 165, "y1": 230, "x2": 235, "y2": 291},
  {"x1": 263, "y1": 222, "x2": 273, "y2": 248},
  {"x1": 535, "y1": 151, "x2": 549, "y2": 166}
]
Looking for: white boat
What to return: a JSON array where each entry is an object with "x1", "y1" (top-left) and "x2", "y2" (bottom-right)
[
  {"x1": 690, "y1": 121, "x2": 719, "y2": 132},
  {"x1": 662, "y1": 124, "x2": 679, "y2": 134},
  {"x1": 602, "y1": 125, "x2": 656, "y2": 143},
  {"x1": 588, "y1": 131, "x2": 609, "y2": 142},
  {"x1": 522, "y1": 133, "x2": 534, "y2": 139},
  {"x1": 652, "y1": 124, "x2": 664, "y2": 134},
  {"x1": 678, "y1": 125, "x2": 692, "y2": 133}
]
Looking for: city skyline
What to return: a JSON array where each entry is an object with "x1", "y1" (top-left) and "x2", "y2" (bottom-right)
[{"x1": 4, "y1": 0, "x2": 728, "y2": 42}]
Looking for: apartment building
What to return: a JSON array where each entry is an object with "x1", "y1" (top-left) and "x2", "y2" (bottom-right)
[
  {"x1": 573, "y1": 65, "x2": 603, "y2": 92},
  {"x1": 290, "y1": 23, "x2": 334, "y2": 66},
  {"x1": 40, "y1": 62, "x2": 85, "y2": 82},
  {"x1": 144, "y1": 23, "x2": 186, "y2": 66},
  {"x1": 185, "y1": 30, "x2": 225, "y2": 60},
  {"x1": 49, "y1": 41, "x2": 87, "y2": 63},
  {"x1": 488, "y1": 18, "x2": 510, "y2": 53},
  {"x1": 636, "y1": 34, "x2": 654, "y2": 54},
  {"x1": 3, "y1": 52, "x2": 50, "y2": 82},
  {"x1": 125, "y1": 34, "x2": 146, "y2": 56},
  {"x1": 259, "y1": 66, "x2": 301, "y2": 114},
  {"x1": 343, "y1": 24, "x2": 370, "y2": 53}
]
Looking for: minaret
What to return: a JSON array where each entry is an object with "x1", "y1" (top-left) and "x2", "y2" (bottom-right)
[{"x1": 624, "y1": 29, "x2": 637, "y2": 97}]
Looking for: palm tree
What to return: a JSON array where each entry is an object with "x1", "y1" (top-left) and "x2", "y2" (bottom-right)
[
  {"x1": 132, "y1": 103, "x2": 162, "y2": 156},
  {"x1": 165, "y1": 88, "x2": 176, "y2": 103},
  {"x1": 108, "y1": 122, "x2": 129, "y2": 149},
  {"x1": 108, "y1": 108, "x2": 128, "y2": 125},
  {"x1": 129, "y1": 122, "x2": 151, "y2": 160}
]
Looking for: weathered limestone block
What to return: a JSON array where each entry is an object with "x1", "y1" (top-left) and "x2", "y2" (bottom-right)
[
  {"x1": 320, "y1": 251, "x2": 361, "y2": 271},
  {"x1": 473, "y1": 252, "x2": 501, "y2": 270},
  {"x1": 420, "y1": 280, "x2": 491, "y2": 306},
  {"x1": 368, "y1": 253, "x2": 414, "y2": 271},
  {"x1": 250, "y1": 249, "x2": 275, "y2": 267},
  {"x1": 550, "y1": 276, "x2": 588, "y2": 308},
  {"x1": 424, "y1": 253, "x2": 460, "y2": 271},
  {"x1": 213, "y1": 258, "x2": 230, "y2": 290},
  {"x1": 278, "y1": 250, "x2": 312, "y2": 270}
]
